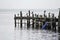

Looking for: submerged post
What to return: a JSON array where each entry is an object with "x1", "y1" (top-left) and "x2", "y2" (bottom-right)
[
  {"x1": 14, "y1": 14, "x2": 16, "y2": 28},
  {"x1": 20, "y1": 11, "x2": 22, "y2": 28}
]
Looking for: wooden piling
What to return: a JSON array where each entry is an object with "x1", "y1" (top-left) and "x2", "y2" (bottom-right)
[
  {"x1": 51, "y1": 14, "x2": 54, "y2": 31},
  {"x1": 20, "y1": 11, "x2": 22, "y2": 28},
  {"x1": 54, "y1": 17, "x2": 56, "y2": 32},
  {"x1": 51, "y1": 13, "x2": 56, "y2": 32},
  {"x1": 27, "y1": 10, "x2": 30, "y2": 29},
  {"x1": 18, "y1": 14, "x2": 19, "y2": 27},
  {"x1": 14, "y1": 14, "x2": 16, "y2": 28},
  {"x1": 29, "y1": 10, "x2": 30, "y2": 28},
  {"x1": 32, "y1": 12, "x2": 34, "y2": 29},
  {"x1": 35, "y1": 15, "x2": 39, "y2": 29},
  {"x1": 47, "y1": 12, "x2": 51, "y2": 30}
]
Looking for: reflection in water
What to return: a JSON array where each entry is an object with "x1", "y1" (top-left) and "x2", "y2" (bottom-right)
[{"x1": 14, "y1": 28, "x2": 58, "y2": 40}]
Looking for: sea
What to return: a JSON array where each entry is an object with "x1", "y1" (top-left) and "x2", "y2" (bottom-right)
[{"x1": 0, "y1": 9, "x2": 59, "y2": 40}]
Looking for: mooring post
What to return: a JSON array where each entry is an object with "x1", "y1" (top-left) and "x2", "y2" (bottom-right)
[
  {"x1": 14, "y1": 14, "x2": 16, "y2": 28},
  {"x1": 20, "y1": 11, "x2": 22, "y2": 28},
  {"x1": 32, "y1": 12, "x2": 34, "y2": 29}
]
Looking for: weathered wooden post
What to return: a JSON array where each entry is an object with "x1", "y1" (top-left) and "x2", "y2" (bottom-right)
[
  {"x1": 51, "y1": 13, "x2": 54, "y2": 31},
  {"x1": 27, "y1": 10, "x2": 30, "y2": 29},
  {"x1": 20, "y1": 11, "x2": 22, "y2": 28},
  {"x1": 29, "y1": 10, "x2": 30, "y2": 27},
  {"x1": 47, "y1": 12, "x2": 51, "y2": 30},
  {"x1": 17, "y1": 14, "x2": 19, "y2": 27},
  {"x1": 43, "y1": 10, "x2": 46, "y2": 25},
  {"x1": 14, "y1": 14, "x2": 16, "y2": 28},
  {"x1": 52, "y1": 13, "x2": 56, "y2": 32},
  {"x1": 32, "y1": 12, "x2": 34, "y2": 29},
  {"x1": 54, "y1": 17, "x2": 56, "y2": 32},
  {"x1": 27, "y1": 15, "x2": 29, "y2": 29},
  {"x1": 44, "y1": 10, "x2": 46, "y2": 18},
  {"x1": 43, "y1": 10, "x2": 46, "y2": 29},
  {"x1": 34, "y1": 14, "x2": 37, "y2": 29}
]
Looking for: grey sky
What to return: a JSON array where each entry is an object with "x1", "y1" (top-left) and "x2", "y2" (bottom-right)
[{"x1": 0, "y1": 0, "x2": 60, "y2": 9}]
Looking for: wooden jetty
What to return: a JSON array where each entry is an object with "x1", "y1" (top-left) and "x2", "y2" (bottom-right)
[
  {"x1": 14, "y1": 10, "x2": 59, "y2": 32},
  {"x1": 14, "y1": 9, "x2": 60, "y2": 40}
]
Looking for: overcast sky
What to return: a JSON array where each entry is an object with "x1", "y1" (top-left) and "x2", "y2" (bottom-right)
[{"x1": 0, "y1": 0, "x2": 60, "y2": 9}]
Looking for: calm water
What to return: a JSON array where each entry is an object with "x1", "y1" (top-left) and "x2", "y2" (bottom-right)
[{"x1": 0, "y1": 9, "x2": 59, "y2": 40}]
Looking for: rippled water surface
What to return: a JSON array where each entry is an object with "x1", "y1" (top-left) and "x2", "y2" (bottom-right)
[{"x1": 14, "y1": 29, "x2": 58, "y2": 40}]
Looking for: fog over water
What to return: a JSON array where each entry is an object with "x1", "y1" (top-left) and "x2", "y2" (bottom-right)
[{"x1": 0, "y1": 9, "x2": 59, "y2": 40}]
